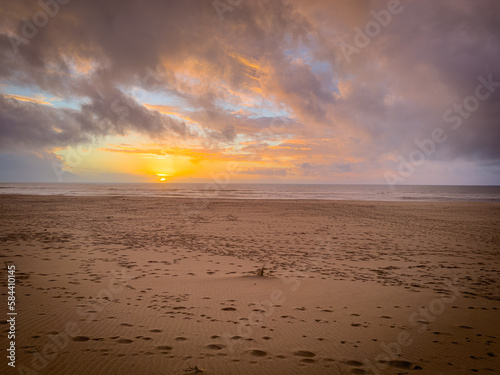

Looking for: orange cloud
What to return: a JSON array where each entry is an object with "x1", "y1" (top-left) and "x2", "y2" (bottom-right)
[{"x1": 2, "y1": 94, "x2": 54, "y2": 106}]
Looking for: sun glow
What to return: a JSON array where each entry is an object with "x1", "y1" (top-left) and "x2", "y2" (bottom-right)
[{"x1": 156, "y1": 173, "x2": 171, "y2": 182}]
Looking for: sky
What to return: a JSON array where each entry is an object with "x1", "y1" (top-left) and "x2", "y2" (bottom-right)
[{"x1": 0, "y1": 0, "x2": 499, "y2": 185}]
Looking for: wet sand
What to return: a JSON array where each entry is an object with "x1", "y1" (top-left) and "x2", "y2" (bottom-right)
[{"x1": 0, "y1": 195, "x2": 499, "y2": 374}]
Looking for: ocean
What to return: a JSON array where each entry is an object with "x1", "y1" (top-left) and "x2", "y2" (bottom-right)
[{"x1": 0, "y1": 183, "x2": 499, "y2": 202}]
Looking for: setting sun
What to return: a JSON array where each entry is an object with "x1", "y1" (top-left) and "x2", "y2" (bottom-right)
[{"x1": 156, "y1": 173, "x2": 172, "y2": 182}]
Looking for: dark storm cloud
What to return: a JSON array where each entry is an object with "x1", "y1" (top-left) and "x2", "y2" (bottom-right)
[
  {"x1": 0, "y1": 0, "x2": 309, "y2": 147},
  {"x1": 0, "y1": 92, "x2": 190, "y2": 150},
  {"x1": 308, "y1": 0, "x2": 500, "y2": 162}
]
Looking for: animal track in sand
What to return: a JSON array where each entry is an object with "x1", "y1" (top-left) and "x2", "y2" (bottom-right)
[
  {"x1": 117, "y1": 339, "x2": 133, "y2": 344},
  {"x1": 300, "y1": 358, "x2": 316, "y2": 363},
  {"x1": 293, "y1": 350, "x2": 316, "y2": 358},
  {"x1": 72, "y1": 336, "x2": 90, "y2": 342},
  {"x1": 206, "y1": 344, "x2": 225, "y2": 350},
  {"x1": 248, "y1": 349, "x2": 268, "y2": 357},
  {"x1": 378, "y1": 360, "x2": 415, "y2": 370},
  {"x1": 157, "y1": 345, "x2": 173, "y2": 351}
]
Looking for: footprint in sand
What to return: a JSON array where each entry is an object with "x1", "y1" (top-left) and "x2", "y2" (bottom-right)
[
  {"x1": 157, "y1": 345, "x2": 173, "y2": 351},
  {"x1": 378, "y1": 360, "x2": 415, "y2": 370},
  {"x1": 206, "y1": 344, "x2": 225, "y2": 350},
  {"x1": 72, "y1": 336, "x2": 90, "y2": 342},
  {"x1": 248, "y1": 349, "x2": 267, "y2": 357},
  {"x1": 118, "y1": 339, "x2": 133, "y2": 344},
  {"x1": 293, "y1": 350, "x2": 316, "y2": 358},
  {"x1": 175, "y1": 337, "x2": 188, "y2": 341},
  {"x1": 221, "y1": 307, "x2": 237, "y2": 311},
  {"x1": 301, "y1": 358, "x2": 316, "y2": 363}
]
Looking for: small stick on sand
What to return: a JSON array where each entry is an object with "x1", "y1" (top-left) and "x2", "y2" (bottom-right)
[
  {"x1": 257, "y1": 263, "x2": 266, "y2": 277},
  {"x1": 184, "y1": 364, "x2": 204, "y2": 373}
]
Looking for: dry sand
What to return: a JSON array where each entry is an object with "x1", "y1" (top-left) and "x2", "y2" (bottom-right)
[{"x1": 0, "y1": 195, "x2": 499, "y2": 375}]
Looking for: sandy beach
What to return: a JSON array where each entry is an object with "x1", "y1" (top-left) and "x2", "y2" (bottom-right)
[{"x1": 1, "y1": 195, "x2": 499, "y2": 374}]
